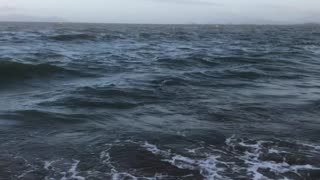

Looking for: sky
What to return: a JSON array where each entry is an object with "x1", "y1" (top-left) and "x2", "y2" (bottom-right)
[{"x1": 0, "y1": 0, "x2": 320, "y2": 24}]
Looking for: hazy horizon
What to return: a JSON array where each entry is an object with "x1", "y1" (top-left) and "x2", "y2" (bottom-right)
[{"x1": 0, "y1": 0, "x2": 320, "y2": 24}]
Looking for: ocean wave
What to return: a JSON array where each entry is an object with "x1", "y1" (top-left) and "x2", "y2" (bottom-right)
[
  {"x1": 141, "y1": 142, "x2": 227, "y2": 180},
  {"x1": 48, "y1": 33, "x2": 97, "y2": 41},
  {"x1": 39, "y1": 86, "x2": 160, "y2": 109},
  {"x1": 139, "y1": 32, "x2": 168, "y2": 37},
  {"x1": 0, "y1": 60, "x2": 84, "y2": 82},
  {"x1": 42, "y1": 97, "x2": 141, "y2": 109},
  {"x1": 151, "y1": 76, "x2": 188, "y2": 87},
  {"x1": 99, "y1": 140, "x2": 203, "y2": 179},
  {"x1": 3, "y1": 137, "x2": 319, "y2": 180},
  {"x1": 183, "y1": 67, "x2": 268, "y2": 81},
  {"x1": 139, "y1": 136, "x2": 320, "y2": 180},
  {"x1": 225, "y1": 136, "x2": 320, "y2": 180},
  {"x1": 101, "y1": 34, "x2": 125, "y2": 41},
  {"x1": 0, "y1": 110, "x2": 89, "y2": 124},
  {"x1": 172, "y1": 31, "x2": 196, "y2": 40},
  {"x1": 16, "y1": 158, "x2": 86, "y2": 180},
  {"x1": 223, "y1": 69, "x2": 267, "y2": 79},
  {"x1": 137, "y1": 31, "x2": 196, "y2": 41},
  {"x1": 78, "y1": 86, "x2": 158, "y2": 99},
  {"x1": 155, "y1": 55, "x2": 219, "y2": 69}
]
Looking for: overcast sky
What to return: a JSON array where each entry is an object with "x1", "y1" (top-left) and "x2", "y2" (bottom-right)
[{"x1": 0, "y1": 0, "x2": 319, "y2": 24}]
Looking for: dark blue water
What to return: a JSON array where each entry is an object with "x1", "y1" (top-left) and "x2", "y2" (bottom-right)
[{"x1": 1, "y1": 22, "x2": 320, "y2": 180}]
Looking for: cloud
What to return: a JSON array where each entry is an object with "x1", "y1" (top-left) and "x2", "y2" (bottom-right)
[
  {"x1": 146, "y1": 0, "x2": 222, "y2": 6},
  {"x1": 0, "y1": 14, "x2": 65, "y2": 22},
  {"x1": 0, "y1": 6, "x2": 14, "y2": 11},
  {"x1": 0, "y1": 1, "x2": 17, "y2": 13}
]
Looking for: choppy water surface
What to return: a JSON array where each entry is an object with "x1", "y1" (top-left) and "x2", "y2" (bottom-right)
[{"x1": 0, "y1": 22, "x2": 320, "y2": 180}]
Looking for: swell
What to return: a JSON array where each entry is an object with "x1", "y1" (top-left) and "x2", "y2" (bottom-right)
[
  {"x1": 137, "y1": 31, "x2": 196, "y2": 41},
  {"x1": 184, "y1": 68, "x2": 267, "y2": 81},
  {"x1": 0, "y1": 60, "x2": 84, "y2": 83},
  {"x1": 48, "y1": 33, "x2": 97, "y2": 41},
  {"x1": 39, "y1": 86, "x2": 161, "y2": 109},
  {"x1": 155, "y1": 55, "x2": 219, "y2": 69},
  {"x1": 0, "y1": 110, "x2": 89, "y2": 124},
  {"x1": 47, "y1": 33, "x2": 127, "y2": 42}
]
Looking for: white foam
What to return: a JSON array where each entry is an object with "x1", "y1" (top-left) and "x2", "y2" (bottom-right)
[
  {"x1": 60, "y1": 160, "x2": 85, "y2": 180},
  {"x1": 176, "y1": 131, "x2": 186, "y2": 137},
  {"x1": 69, "y1": 160, "x2": 85, "y2": 180},
  {"x1": 15, "y1": 156, "x2": 36, "y2": 179},
  {"x1": 198, "y1": 155, "x2": 224, "y2": 180},
  {"x1": 268, "y1": 148, "x2": 281, "y2": 154},
  {"x1": 142, "y1": 142, "x2": 171, "y2": 157},
  {"x1": 42, "y1": 138, "x2": 320, "y2": 180},
  {"x1": 44, "y1": 160, "x2": 57, "y2": 170},
  {"x1": 225, "y1": 136, "x2": 320, "y2": 179},
  {"x1": 166, "y1": 155, "x2": 197, "y2": 169},
  {"x1": 301, "y1": 142, "x2": 320, "y2": 150},
  {"x1": 142, "y1": 141, "x2": 226, "y2": 180},
  {"x1": 99, "y1": 142, "x2": 173, "y2": 180},
  {"x1": 225, "y1": 135, "x2": 235, "y2": 145},
  {"x1": 111, "y1": 172, "x2": 138, "y2": 180},
  {"x1": 143, "y1": 142, "x2": 162, "y2": 154},
  {"x1": 185, "y1": 147, "x2": 204, "y2": 154},
  {"x1": 17, "y1": 169, "x2": 35, "y2": 179}
]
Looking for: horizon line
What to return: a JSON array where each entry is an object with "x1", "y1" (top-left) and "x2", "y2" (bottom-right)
[{"x1": 0, "y1": 20, "x2": 319, "y2": 26}]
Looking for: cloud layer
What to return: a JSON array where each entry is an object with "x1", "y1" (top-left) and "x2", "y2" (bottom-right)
[
  {"x1": 0, "y1": 0, "x2": 319, "y2": 24},
  {"x1": 146, "y1": 0, "x2": 222, "y2": 6}
]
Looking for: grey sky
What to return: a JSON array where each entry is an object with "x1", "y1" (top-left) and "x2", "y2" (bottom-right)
[{"x1": 0, "y1": 0, "x2": 319, "y2": 24}]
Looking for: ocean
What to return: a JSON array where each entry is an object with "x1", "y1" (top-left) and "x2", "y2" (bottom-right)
[{"x1": 0, "y1": 22, "x2": 320, "y2": 180}]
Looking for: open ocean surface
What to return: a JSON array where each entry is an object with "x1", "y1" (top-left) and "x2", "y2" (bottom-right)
[{"x1": 0, "y1": 22, "x2": 320, "y2": 180}]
